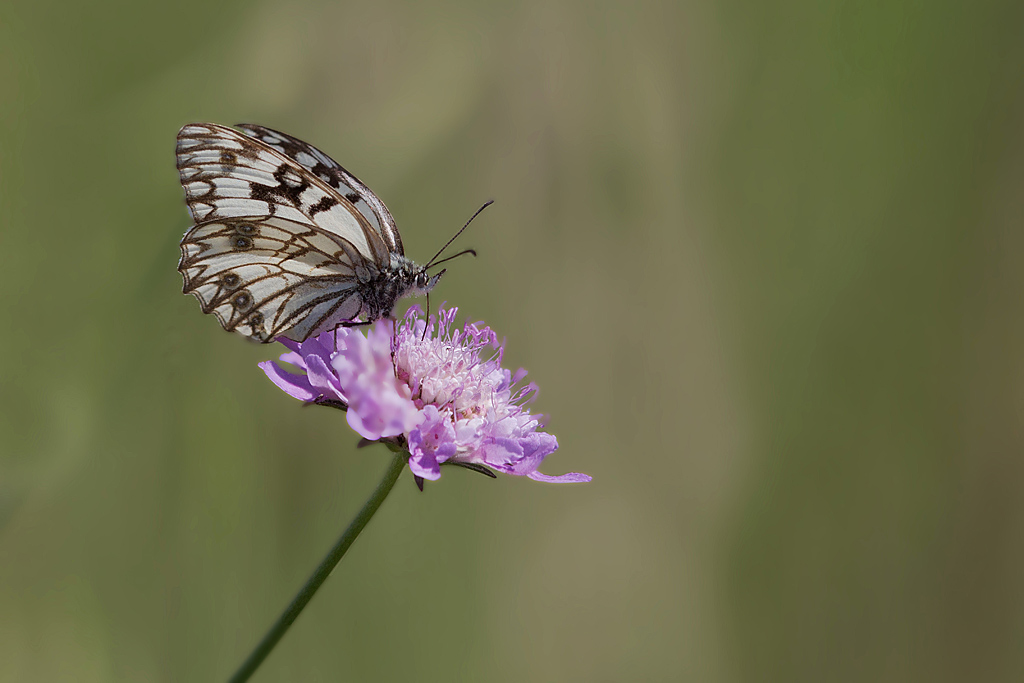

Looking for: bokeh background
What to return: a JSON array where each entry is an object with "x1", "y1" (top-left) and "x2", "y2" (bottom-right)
[{"x1": 2, "y1": 0, "x2": 1023, "y2": 680}]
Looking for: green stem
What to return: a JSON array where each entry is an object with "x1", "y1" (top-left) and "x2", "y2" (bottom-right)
[{"x1": 228, "y1": 450, "x2": 408, "y2": 683}]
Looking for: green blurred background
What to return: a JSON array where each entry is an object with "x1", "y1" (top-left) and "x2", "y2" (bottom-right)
[{"x1": 2, "y1": 0, "x2": 1023, "y2": 680}]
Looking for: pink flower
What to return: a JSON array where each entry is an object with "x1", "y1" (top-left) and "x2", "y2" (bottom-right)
[{"x1": 259, "y1": 306, "x2": 590, "y2": 484}]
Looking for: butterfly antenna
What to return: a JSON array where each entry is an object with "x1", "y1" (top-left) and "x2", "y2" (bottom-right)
[
  {"x1": 426, "y1": 200, "x2": 493, "y2": 268},
  {"x1": 429, "y1": 248, "x2": 477, "y2": 268}
]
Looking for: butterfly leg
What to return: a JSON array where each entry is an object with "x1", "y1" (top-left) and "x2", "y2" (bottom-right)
[{"x1": 304, "y1": 396, "x2": 349, "y2": 411}]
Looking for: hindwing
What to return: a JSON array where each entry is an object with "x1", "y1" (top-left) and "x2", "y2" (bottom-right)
[{"x1": 178, "y1": 215, "x2": 369, "y2": 342}]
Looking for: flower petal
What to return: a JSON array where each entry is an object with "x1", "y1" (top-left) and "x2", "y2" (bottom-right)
[
  {"x1": 407, "y1": 405, "x2": 458, "y2": 481},
  {"x1": 304, "y1": 353, "x2": 344, "y2": 400},
  {"x1": 408, "y1": 450, "x2": 442, "y2": 480},
  {"x1": 278, "y1": 338, "x2": 302, "y2": 354},
  {"x1": 345, "y1": 387, "x2": 418, "y2": 441},
  {"x1": 507, "y1": 431, "x2": 559, "y2": 476},
  {"x1": 278, "y1": 350, "x2": 306, "y2": 371},
  {"x1": 259, "y1": 360, "x2": 316, "y2": 401},
  {"x1": 527, "y1": 471, "x2": 593, "y2": 483},
  {"x1": 478, "y1": 437, "x2": 524, "y2": 469}
]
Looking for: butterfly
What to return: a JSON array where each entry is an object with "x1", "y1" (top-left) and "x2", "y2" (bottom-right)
[{"x1": 176, "y1": 123, "x2": 481, "y2": 342}]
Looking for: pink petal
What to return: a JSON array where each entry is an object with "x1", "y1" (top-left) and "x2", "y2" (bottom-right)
[
  {"x1": 259, "y1": 361, "x2": 316, "y2": 402},
  {"x1": 527, "y1": 471, "x2": 593, "y2": 483}
]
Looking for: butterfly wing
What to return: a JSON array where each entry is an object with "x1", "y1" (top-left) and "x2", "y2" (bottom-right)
[
  {"x1": 176, "y1": 123, "x2": 392, "y2": 265},
  {"x1": 235, "y1": 123, "x2": 404, "y2": 255},
  {"x1": 176, "y1": 123, "x2": 394, "y2": 341},
  {"x1": 179, "y1": 215, "x2": 370, "y2": 342}
]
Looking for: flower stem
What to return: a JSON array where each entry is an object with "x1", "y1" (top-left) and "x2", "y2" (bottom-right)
[{"x1": 228, "y1": 450, "x2": 408, "y2": 683}]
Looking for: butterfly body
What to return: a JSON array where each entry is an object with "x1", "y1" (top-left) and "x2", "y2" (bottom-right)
[
  {"x1": 176, "y1": 123, "x2": 440, "y2": 342},
  {"x1": 356, "y1": 253, "x2": 439, "y2": 323}
]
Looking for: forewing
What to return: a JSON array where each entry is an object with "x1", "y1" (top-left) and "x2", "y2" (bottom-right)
[
  {"x1": 179, "y1": 215, "x2": 369, "y2": 342},
  {"x1": 235, "y1": 123, "x2": 404, "y2": 255},
  {"x1": 176, "y1": 123, "x2": 391, "y2": 265}
]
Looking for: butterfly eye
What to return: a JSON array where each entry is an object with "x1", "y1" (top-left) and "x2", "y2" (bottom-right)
[
  {"x1": 222, "y1": 273, "x2": 241, "y2": 289},
  {"x1": 232, "y1": 235, "x2": 253, "y2": 250},
  {"x1": 249, "y1": 312, "x2": 264, "y2": 325},
  {"x1": 232, "y1": 291, "x2": 253, "y2": 310},
  {"x1": 235, "y1": 223, "x2": 257, "y2": 236}
]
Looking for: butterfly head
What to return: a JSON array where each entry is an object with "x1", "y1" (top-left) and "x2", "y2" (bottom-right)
[
  {"x1": 413, "y1": 267, "x2": 445, "y2": 296},
  {"x1": 388, "y1": 255, "x2": 443, "y2": 295}
]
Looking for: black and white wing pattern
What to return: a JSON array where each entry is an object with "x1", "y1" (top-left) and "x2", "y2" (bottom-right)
[
  {"x1": 176, "y1": 123, "x2": 429, "y2": 343},
  {"x1": 177, "y1": 215, "x2": 368, "y2": 342},
  {"x1": 235, "y1": 124, "x2": 404, "y2": 255}
]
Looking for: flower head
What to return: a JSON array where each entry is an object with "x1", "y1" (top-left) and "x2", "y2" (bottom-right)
[{"x1": 259, "y1": 306, "x2": 590, "y2": 484}]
